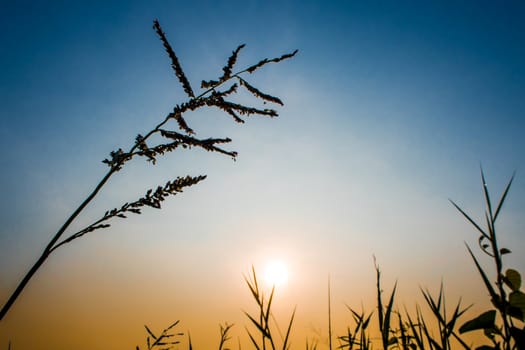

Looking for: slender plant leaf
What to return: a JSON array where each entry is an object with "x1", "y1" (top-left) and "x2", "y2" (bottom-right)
[
  {"x1": 245, "y1": 328, "x2": 262, "y2": 350},
  {"x1": 282, "y1": 308, "x2": 296, "y2": 350},
  {"x1": 465, "y1": 244, "x2": 500, "y2": 307},
  {"x1": 459, "y1": 310, "x2": 496, "y2": 334},
  {"x1": 244, "y1": 311, "x2": 270, "y2": 339},
  {"x1": 375, "y1": 259, "x2": 385, "y2": 337},
  {"x1": 405, "y1": 308, "x2": 425, "y2": 350},
  {"x1": 382, "y1": 282, "x2": 397, "y2": 349},
  {"x1": 480, "y1": 168, "x2": 494, "y2": 221},
  {"x1": 420, "y1": 312, "x2": 442, "y2": 350},
  {"x1": 494, "y1": 172, "x2": 515, "y2": 222},
  {"x1": 264, "y1": 286, "x2": 275, "y2": 329},
  {"x1": 450, "y1": 200, "x2": 489, "y2": 239},
  {"x1": 145, "y1": 325, "x2": 158, "y2": 340},
  {"x1": 398, "y1": 313, "x2": 409, "y2": 350}
]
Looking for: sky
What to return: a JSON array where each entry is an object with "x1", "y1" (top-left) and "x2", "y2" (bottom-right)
[{"x1": 1, "y1": 1, "x2": 525, "y2": 349}]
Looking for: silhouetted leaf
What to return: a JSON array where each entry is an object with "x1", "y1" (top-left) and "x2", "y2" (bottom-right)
[
  {"x1": 509, "y1": 291, "x2": 525, "y2": 321},
  {"x1": 465, "y1": 244, "x2": 501, "y2": 309},
  {"x1": 505, "y1": 269, "x2": 522, "y2": 291},
  {"x1": 480, "y1": 168, "x2": 494, "y2": 222},
  {"x1": 459, "y1": 310, "x2": 496, "y2": 334},
  {"x1": 282, "y1": 307, "x2": 296, "y2": 350},
  {"x1": 383, "y1": 282, "x2": 397, "y2": 347},
  {"x1": 510, "y1": 327, "x2": 525, "y2": 349},
  {"x1": 145, "y1": 325, "x2": 157, "y2": 340},
  {"x1": 450, "y1": 200, "x2": 489, "y2": 239},
  {"x1": 500, "y1": 248, "x2": 512, "y2": 255}
]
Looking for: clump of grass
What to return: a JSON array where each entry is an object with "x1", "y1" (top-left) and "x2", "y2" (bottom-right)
[
  {"x1": 0, "y1": 21, "x2": 297, "y2": 322},
  {"x1": 137, "y1": 321, "x2": 183, "y2": 350},
  {"x1": 138, "y1": 268, "x2": 295, "y2": 350},
  {"x1": 136, "y1": 321, "x2": 235, "y2": 350},
  {"x1": 374, "y1": 259, "x2": 398, "y2": 350},
  {"x1": 139, "y1": 170, "x2": 522, "y2": 350},
  {"x1": 244, "y1": 266, "x2": 296, "y2": 350},
  {"x1": 337, "y1": 170, "x2": 523, "y2": 350},
  {"x1": 337, "y1": 306, "x2": 373, "y2": 350},
  {"x1": 451, "y1": 169, "x2": 525, "y2": 350},
  {"x1": 338, "y1": 170, "x2": 523, "y2": 350}
]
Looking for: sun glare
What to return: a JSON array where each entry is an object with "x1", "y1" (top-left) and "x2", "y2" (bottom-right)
[{"x1": 263, "y1": 260, "x2": 289, "y2": 287}]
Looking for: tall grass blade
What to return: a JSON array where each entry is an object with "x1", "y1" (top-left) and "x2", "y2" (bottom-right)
[
  {"x1": 375, "y1": 259, "x2": 385, "y2": 336},
  {"x1": 494, "y1": 173, "x2": 515, "y2": 222},
  {"x1": 328, "y1": 276, "x2": 333, "y2": 350},
  {"x1": 419, "y1": 313, "x2": 442, "y2": 350},
  {"x1": 405, "y1": 307, "x2": 425, "y2": 350},
  {"x1": 397, "y1": 313, "x2": 409, "y2": 350},
  {"x1": 282, "y1": 308, "x2": 296, "y2": 350},
  {"x1": 449, "y1": 200, "x2": 489, "y2": 239},
  {"x1": 382, "y1": 282, "x2": 397, "y2": 349},
  {"x1": 244, "y1": 311, "x2": 271, "y2": 338},
  {"x1": 244, "y1": 270, "x2": 261, "y2": 306},
  {"x1": 480, "y1": 168, "x2": 494, "y2": 221},
  {"x1": 246, "y1": 328, "x2": 262, "y2": 350},
  {"x1": 145, "y1": 325, "x2": 158, "y2": 340},
  {"x1": 465, "y1": 244, "x2": 500, "y2": 308},
  {"x1": 265, "y1": 287, "x2": 275, "y2": 329}
]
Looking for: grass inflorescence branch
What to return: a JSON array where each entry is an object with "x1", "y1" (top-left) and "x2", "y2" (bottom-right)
[{"x1": 0, "y1": 19, "x2": 297, "y2": 322}]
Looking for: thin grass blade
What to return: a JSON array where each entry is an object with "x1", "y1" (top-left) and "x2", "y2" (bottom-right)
[
  {"x1": 494, "y1": 173, "x2": 515, "y2": 221},
  {"x1": 245, "y1": 328, "x2": 262, "y2": 350},
  {"x1": 465, "y1": 244, "x2": 500, "y2": 308},
  {"x1": 383, "y1": 282, "x2": 397, "y2": 348},
  {"x1": 282, "y1": 307, "x2": 296, "y2": 350},
  {"x1": 244, "y1": 311, "x2": 271, "y2": 339},
  {"x1": 449, "y1": 200, "x2": 489, "y2": 239},
  {"x1": 145, "y1": 325, "x2": 158, "y2": 340},
  {"x1": 480, "y1": 168, "x2": 494, "y2": 221}
]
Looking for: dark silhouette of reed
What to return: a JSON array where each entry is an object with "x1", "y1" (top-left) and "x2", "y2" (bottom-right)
[{"x1": 0, "y1": 20, "x2": 297, "y2": 322}]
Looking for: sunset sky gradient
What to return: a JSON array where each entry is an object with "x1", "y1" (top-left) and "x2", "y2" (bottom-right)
[{"x1": 1, "y1": 1, "x2": 525, "y2": 349}]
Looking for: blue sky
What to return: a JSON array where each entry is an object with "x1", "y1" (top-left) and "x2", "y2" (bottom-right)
[{"x1": 1, "y1": 1, "x2": 524, "y2": 349}]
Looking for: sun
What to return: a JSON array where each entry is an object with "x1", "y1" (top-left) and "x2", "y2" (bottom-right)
[{"x1": 263, "y1": 260, "x2": 289, "y2": 287}]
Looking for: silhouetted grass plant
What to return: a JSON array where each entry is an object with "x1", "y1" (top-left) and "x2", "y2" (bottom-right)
[
  {"x1": 243, "y1": 266, "x2": 296, "y2": 350},
  {"x1": 0, "y1": 20, "x2": 297, "y2": 322},
  {"x1": 334, "y1": 170, "x2": 523, "y2": 350},
  {"x1": 137, "y1": 321, "x2": 183, "y2": 350},
  {"x1": 451, "y1": 170, "x2": 524, "y2": 350},
  {"x1": 140, "y1": 170, "x2": 522, "y2": 350}
]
